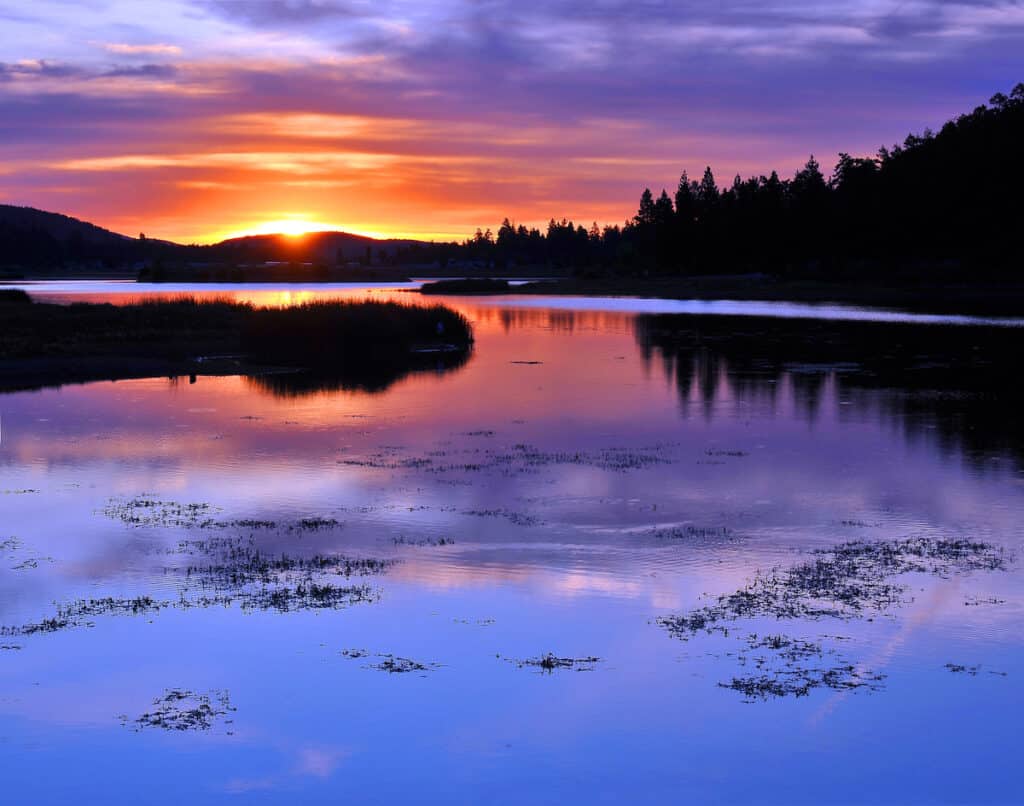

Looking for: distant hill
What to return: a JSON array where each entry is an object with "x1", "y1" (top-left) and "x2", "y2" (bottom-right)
[
  {"x1": 0, "y1": 205, "x2": 428, "y2": 274},
  {"x1": 0, "y1": 205, "x2": 145, "y2": 272},
  {"x1": 207, "y1": 231, "x2": 423, "y2": 265}
]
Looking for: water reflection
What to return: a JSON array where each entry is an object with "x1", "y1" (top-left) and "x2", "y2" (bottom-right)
[
  {"x1": 636, "y1": 313, "x2": 1024, "y2": 471},
  {"x1": 0, "y1": 284, "x2": 1022, "y2": 805},
  {"x1": 245, "y1": 350, "x2": 473, "y2": 398}
]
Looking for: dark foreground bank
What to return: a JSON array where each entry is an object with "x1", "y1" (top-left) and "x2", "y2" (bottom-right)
[{"x1": 0, "y1": 291, "x2": 473, "y2": 392}]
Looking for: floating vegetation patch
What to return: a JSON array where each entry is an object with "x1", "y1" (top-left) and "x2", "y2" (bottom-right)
[
  {"x1": 391, "y1": 536, "x2": 455, "y2": 547},
  {"x1": 721, "y1": 633, "x2": 886, "y2": 703},
  {"x1": 657, "y1": 537, "x2": 1009, "y2": 701},
  {"x1": 289, "y1": 517, "x2": 341, "y2": 532},
  {"x1": 964, "y1": 595, "x2": 1006, "y2": 606},
  {"x1": 652, "y1": 525, "x2": 734, "y2": 541},
  {"x1": 224, "y1": 519, "x2": 278, "y2": 530},
  {"x1": 2, "y1": 489, "x2": 39, "y2": 495},
  {"x1": 0, "y1": 644, "x2": 22, "y2": 651},
  {"x1": 104, "y1": 498, "x2": 344, "y2": 534},
  {"x1": 125, "y1": 689, "x2": 235, "y2": 733},
  {"x1": 720, "y1": 665, "x2": 884, "y2": 702},
  {"x1": 944, "y1": 663, "x2": 981, "y2": 676},
  {"x1": 102, "y1": 498, "x2": 220, "y2": 528},
  {"x1": 2, "y1": 538, "x2": 392, "y2": 637},
  {"x1": 339, "y1": 442, "x2": 674, "y2": 475},
  {"x1": 659, "y1": 537, "x2": 1008, "y2": 640},
  {"x1": 11, "y1": 557, "x2": 54, "y2": 571},
  {"x1": 463, "y1": 509, "x2": 541, "y2": 527},
  {"x1": 180, "y1": 542, "x2": 393, "y2": 585},
  {"x1": 705, "y1": 449, "x2": 749, "y2": 458},
  {"x1": 370, "y1": 655, "x2": 441, "y2": 674},
  {"x1": 0, "y1": 537, "x2": 22, "y2": 552},
  {"x1": 507, "y1": 653, "x2": 602, "y2": 673},
  {"x1": 340, "y1": 649, "x2": 441, "y2": 675},
  {"x1": 453, "y1": 617, "x2": 495, "y2": 626},
  {"x1": 238, "y1": 583, "x2": 376, "y2": 613},
  {"x1": 2, "y1": 596, "x2": 167, "y2": 636}
]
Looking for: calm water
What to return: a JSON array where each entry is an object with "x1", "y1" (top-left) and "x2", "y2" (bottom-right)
[{"x1": 1, "y1": 283, "x2": 1022, "y2": 804}]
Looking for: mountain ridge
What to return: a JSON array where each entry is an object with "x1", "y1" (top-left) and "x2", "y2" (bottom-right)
[{"x1": 0, "y1": 204, "x2": 428, "y2": 272}]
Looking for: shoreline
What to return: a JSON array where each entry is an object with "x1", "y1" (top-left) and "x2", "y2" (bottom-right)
[
  {"x1": 8, "y1": 273, "x2": 1024, "y2": 318},
  {"x1": 497, "y1": 277, "x2": 1024, "y2": 317}
]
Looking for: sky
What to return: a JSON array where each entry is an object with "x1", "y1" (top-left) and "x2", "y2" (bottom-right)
[{"x1": 0, "y1": 1, "x2": 1022, "y2": 243}]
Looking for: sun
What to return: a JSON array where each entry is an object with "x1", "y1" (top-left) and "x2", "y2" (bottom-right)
[
  {"x1": 218, "y1": 216, "x2": 339, "y2": 240},
  {"x1": 255, "y1": 218, "x2": 330, "y2": 238},
  {"x1": 208, "y1": 215, "x2": 394, "y2": 243}
]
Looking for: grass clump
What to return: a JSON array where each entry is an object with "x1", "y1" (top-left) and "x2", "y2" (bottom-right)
[
  {"x1": 0, "y1": 296, "x2": 473, "y2": 391},
  {"x1": 239, "y1": 299, "x2": 472, "y2": 365}
]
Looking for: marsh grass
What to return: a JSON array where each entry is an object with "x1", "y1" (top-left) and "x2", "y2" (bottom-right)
[{"x1": 0, "y1": 296, "x2": 473, "y2": 391}]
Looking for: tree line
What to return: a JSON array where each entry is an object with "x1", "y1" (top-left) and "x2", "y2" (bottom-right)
[{"x1": 397, "y1": 83, "x2": 1024, "y2": 280}]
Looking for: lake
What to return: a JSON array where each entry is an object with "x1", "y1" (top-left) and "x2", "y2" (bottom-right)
[{"x1": 1, "y1": 282, "x2": 1021, "y2": 804}]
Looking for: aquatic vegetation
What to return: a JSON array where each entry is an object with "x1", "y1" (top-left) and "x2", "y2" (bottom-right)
[
  {"x1": 391, "y1": 536, "x2": 455, "y2": 547},
  {"x1": 945, "y1": 663, "x2": 982, "y2": 676},
  {"x1": 658, "y1": 537, "x2": 1009, "y2": 701},
  {"x1": 244, "y1": 583, "x2": 377, "y2": 613},
  {"x1": 964, "y1": 596, "x2": 1006, "y2": 606},
  {"x1": 651, "y1": 525, "x2": 734, "y2": 541},
  {"x1": 339, "y1": 442, "x2": 674, "y2": 476},
  {"x1": 126, "y1": 689, "x2": 235, "y2": 733},
  {"x1": 340, "y1": 650, "x2": 441, "y2": 674},
  {"x1": 719, "y1": 633, "x2": 887, "y2": 702},
  {"x1": 369, "y1": 655, "x2": 441, "y2": 674},
  {"x1": 463, "y1": 509, "x2": 541, "y2": 527},
  {"x1": 11, "y1": 557, "x2": 54, "y2": 570},
  {"x1": 2, "y1": 596, "x2": 168, "y2": 636},
  {"x1": 290, "y1": 517, "x2": 341, "y2": 532},
  {"x1": 2, "y1": 537, "x2": 392, "y2": 637},
  {"x1": 720, "y1": 664, "x2": 885, "y2": 702},
  {"x1": 508, "y1": 654, "x2": 602, "y2": 673},
  {"x1": 102, "y1": 498, "x2": 220, "y2": 528},
  {"x1": 104, "y1": 499, "x2": 350, "y2": 536},
  {"x1": 658, "y1": 537, "x2": 1008, "y2": 639}
]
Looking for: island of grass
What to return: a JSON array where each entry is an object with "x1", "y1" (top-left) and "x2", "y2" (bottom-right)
[{"x1": 0, "y1": 291, "x2": 473, "y2": 392}]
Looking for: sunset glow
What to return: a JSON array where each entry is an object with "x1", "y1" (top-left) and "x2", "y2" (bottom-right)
[
  {"x1": 220, "y1": 218, "x2": 357, "y2": 241},
  {"x1": 1, "y1": 2, "x2": 1023, "y2": 243}
]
